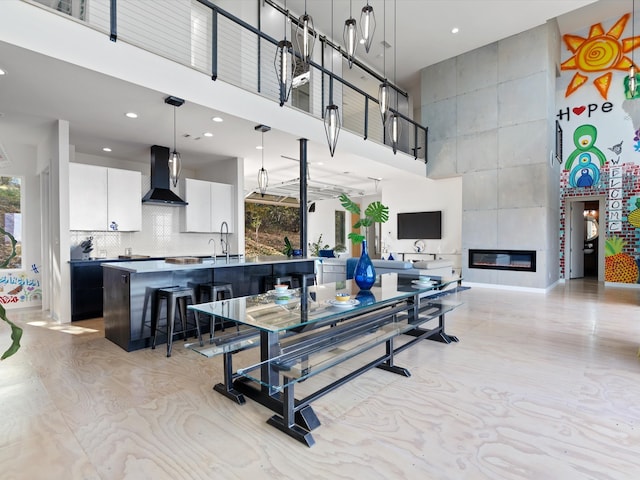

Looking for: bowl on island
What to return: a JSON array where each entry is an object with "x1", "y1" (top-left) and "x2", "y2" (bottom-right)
[{"x1": 274, "y1": 284, "x2": 289, "y2": 293}]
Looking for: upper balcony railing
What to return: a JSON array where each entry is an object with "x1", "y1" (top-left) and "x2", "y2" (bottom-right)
[{"x1": 27, "y1": 0, "x2": 427, "y2": 162}]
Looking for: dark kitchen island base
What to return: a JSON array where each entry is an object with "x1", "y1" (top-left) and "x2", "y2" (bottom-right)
[{"x1": 102, "y1": 257, "x2": 315, "y2": 352}]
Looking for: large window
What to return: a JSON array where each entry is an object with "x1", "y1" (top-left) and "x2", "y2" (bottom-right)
[{"x1": 0, "y1": 176, "x2": 22, "y2": 269}]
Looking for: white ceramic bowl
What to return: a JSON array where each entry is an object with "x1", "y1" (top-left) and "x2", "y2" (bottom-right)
[{"x1": 274, "y1": 284, "x2": 289, "y2": 293}]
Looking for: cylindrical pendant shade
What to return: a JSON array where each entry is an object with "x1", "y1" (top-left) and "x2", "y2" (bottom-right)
[
  {"x1": 169, "y1": 150, "x2": 181, "y2": 187},
  {"x1": 343, "y1": 18, "x2": 357, "y2": 68},
  {"x1": 324, "y1": 104, "x2": 341, "y2": 157},
  {"x1": 275, "y1": 39, "x2": 296, "y2": 106},
  {"x1": 257, "y1": 167, "x2": 269, "y2": 197},
  {"x1": 390, "y1": 114, "x2": 400, "y2": 155},
  {"x1": 378, "y1": 81, "x2": 390, "y2": 125},
  {"x1": 296, "y1": 13, "x2": 315, "y2": 65},
  {"x1": 360, "y1": 4, "x2": 375, "y2": 53}
]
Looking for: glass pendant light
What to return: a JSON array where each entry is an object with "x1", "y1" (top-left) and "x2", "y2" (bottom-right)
[
  {"x1": 164, "y1": 96, "x2": 184, "y2": 188},
  {"x1": 324, "y1": 103, "x2": 341, "y2": 157},
  {"x1": 255, "y1": 124, "x2": 270, "y2": 197},
  {"x1": 360, "y1": 1, "x2": 376, "y2": 53},
  {"x1": 296, "y1": 0, "x2": 315, "y2": 66},
  {"x1": 275, "y1": 1, "x2": 296, "y2": 106},
  {"x1": 344, "y1": 0, "x2": 358, "y2": 68},
  {"x1": 325, "y1": 0, "x2": 341, "y2": 156}
]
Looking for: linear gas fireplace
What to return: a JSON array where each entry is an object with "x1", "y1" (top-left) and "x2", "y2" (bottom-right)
[{"x1": 469, "y1": 249, "x2": 536, "y2": 272}]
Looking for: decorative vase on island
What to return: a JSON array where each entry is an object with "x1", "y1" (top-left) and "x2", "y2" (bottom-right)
[{"x1": 354, "y1": 239, "x2": 376, "y2": 290}]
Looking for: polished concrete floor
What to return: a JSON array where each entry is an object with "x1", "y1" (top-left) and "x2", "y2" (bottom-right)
[{"x1": 1, "y1": 279, "x2": 639, "y2": 479}]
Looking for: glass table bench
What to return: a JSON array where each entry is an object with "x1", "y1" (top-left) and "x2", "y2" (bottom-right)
[{"x1": 188, "y1": 273, "x2": 464, "y2": 446}]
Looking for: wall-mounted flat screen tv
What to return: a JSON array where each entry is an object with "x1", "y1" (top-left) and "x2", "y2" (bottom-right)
[{"x1": 397, "y1": 211, "x2": 442, "y2": 239}]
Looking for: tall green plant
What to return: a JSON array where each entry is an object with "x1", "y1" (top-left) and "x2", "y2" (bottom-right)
[
  {"x1": 0, "y1": 227, "x2": 21, "y2": 360},
  {"x1": 339, "y1": 194, "x2": 389, "y2": 244}
]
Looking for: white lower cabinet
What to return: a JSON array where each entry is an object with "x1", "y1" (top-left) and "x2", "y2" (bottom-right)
[
  {"x1": 69, "y1": 163, "x2": 142, "y2": 231},
  {"x1": 183, "y1": 178, "x2": 234, "y2": 233}
]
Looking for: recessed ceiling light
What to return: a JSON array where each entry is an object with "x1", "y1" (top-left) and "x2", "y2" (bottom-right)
[
  {"x1": 256, "y1": 145, "x2": 263, "y2": 150},
  {"x1": 125, "y1": 112, "x2": 138, "y2": 118},
  {"x1": 316, "y1": 162, "x2": 324, "y2": 166},
  {"x1": 451, "y1": 27, "x2": 459, "y2": 34},
  {"x1": 212, "y1": 116, "x2": 223, "y2": 122},
  {"x1": 102, "y1": 147, "x2": 112, "y2": 152},
  {"x1": 359, "y1": 39, "x2": 365, "y2": 45},
  {"x1": 203, "y1": 132, "x2": 213, "y2": 137},
  {"x1": 0, "y1": 68, "x2": 6, "y2": 76}
]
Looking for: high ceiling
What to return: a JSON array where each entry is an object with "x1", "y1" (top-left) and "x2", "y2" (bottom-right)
[{"x1": 0, "y1": 0, "x2": 630, "y2": 200}]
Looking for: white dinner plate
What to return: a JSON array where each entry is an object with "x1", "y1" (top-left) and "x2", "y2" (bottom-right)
[
  {"x1": 411, "y1": 280, "x2": 435, "y2": 286},
  {"x1": 327, "y1": 299, "x2": 361, "y2": 308}
]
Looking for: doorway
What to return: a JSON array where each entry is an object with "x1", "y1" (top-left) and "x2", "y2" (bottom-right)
[{"x1": 565, "y1": 196, "x2": 605, "y2": 281}]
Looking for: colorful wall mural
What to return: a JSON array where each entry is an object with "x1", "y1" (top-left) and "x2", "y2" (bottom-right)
[
  {"x1": 0, "y1": 269, "x2": 42, "y2": 309},
  {"x1": 558, "y1": 12, "x2": 640, "y2": 284}
]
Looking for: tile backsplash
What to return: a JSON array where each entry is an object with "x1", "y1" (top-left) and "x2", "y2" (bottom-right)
[{"x1": 70, "y1": 203, "x2": 230, "y2": 259}]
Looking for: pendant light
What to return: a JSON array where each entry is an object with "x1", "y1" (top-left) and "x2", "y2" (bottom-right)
[
  {"x1": 390, "y1": 0, "x2": 401, "y2": 154},
  {"x1": 255, "y1": 124, "x2": 271, "y2": 197},
  {"x1": 325, "y1": 0, "x2": 341, "y2": 156},
  {"x1": 295, "y1": 0, "x2": 315, "y2": 66},
  {"x1": 164, "y1": 95, "x2": 184, "y2": 187},
  {"x1": 275, "y1": 1, "x2": 296, "y2": 106},
  {"x1": 628, "y1": 0, "x2": 637, "y2": 97},
  {"x1": 344, "y1": 0, "x2": 358, "y2": 68},
  {"x1": 360, "y1": 0, "x2": 376, "y2": 53},
  {"x1": 378, "y1": 0, "x2": 390, "y2": 125}
]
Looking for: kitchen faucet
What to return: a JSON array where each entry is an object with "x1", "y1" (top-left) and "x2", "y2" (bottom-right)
[
  {"x1": 220, "y1": 221, "x2": 229, "y2": 263},
  {"x1": 208, "y1": 238, "x2": 216, "y2": 264}
]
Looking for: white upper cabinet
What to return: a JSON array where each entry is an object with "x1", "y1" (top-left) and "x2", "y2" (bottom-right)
[
  {"x1": 69, "y1": 163, "x2": 142, "y2": 231},
  {"x1": 183, "y1": 178, "x2": 234, "y2": 233},
  {"x1": 69, "y1": 164, "x2": 108, "y2": 231},
  {"x1": 107, "y1": 168, "x2": 142, "y2": 231}
]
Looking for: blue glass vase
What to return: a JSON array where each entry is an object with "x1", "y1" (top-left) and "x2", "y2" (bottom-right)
[{"x1": 354, "y1": 240, "x2": 376, "y2": 290}]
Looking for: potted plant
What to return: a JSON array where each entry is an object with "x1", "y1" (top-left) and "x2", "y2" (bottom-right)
[
  {"x1": 339, "y1": 194, "x2": 389, "y2": 290},
  {"x1": 309, "y1": 234, "x2": 331, "y2": 257}
]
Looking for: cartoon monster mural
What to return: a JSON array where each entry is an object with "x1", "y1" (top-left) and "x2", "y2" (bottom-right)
[{"x1": 565, "y1": 124, "x2": 606, "y2": 187}]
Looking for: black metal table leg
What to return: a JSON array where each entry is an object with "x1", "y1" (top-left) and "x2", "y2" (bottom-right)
[
  {"x1": 266, "y1": 377, "x2": 315, "y2": 447},
  {"x1": 213, "y1": 351, "x2": 246, "y2": 404}
]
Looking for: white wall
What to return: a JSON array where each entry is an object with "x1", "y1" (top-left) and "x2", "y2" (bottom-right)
[
  {"x1": 307, "y1": 197, "x2": 348, "y2": 254},
  {"x1": 382, "y1": 176, "x2": 462, "y2": 269}
]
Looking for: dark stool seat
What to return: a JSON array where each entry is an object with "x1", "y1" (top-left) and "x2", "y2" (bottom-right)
[
  {"x1": 291, "y1": 272, "x2": 316, "y2": 289},
  {"x1": 151, "y1": 286, "x2": 201, "y2": 357},
  {"x1": 197, "y1": 282, "x2": 234, "y2": 336}
]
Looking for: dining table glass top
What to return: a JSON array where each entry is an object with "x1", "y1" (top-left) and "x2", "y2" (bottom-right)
[{"x1": 188, "y1": 273, "x2": 460, "y2": 333}]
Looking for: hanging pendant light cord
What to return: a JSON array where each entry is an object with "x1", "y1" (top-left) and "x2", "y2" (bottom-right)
[
  {"x1": 383, "y1": 0, "x2": 386, "y2": 78},
  {"x1": 394, "y1": 0, "x2": 397, "y2": 111},
  {"x1": 261, "y1": 131, "x2": 265, "y2": 168},
  {"x1": 173, "y1": 106, "x2": 177, "y2": 152}
]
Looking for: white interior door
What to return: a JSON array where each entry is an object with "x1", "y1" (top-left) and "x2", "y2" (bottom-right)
[{"x1": 570, "y1": 201, "x2": 585, "y2": 279}]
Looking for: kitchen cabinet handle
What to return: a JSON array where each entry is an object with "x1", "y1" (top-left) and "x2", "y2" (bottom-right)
[{"x1": 121, "y1": 274, "x2": 128, "y2": 285}]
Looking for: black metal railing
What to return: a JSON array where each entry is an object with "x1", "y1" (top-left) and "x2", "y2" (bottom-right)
[{"x1": 28, "y1": 0, "x2": 428, "y2": 161}]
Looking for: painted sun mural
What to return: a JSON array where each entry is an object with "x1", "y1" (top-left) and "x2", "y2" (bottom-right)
[{"x1": 561, "y1": 13, "x2": 640, "y2": 99}]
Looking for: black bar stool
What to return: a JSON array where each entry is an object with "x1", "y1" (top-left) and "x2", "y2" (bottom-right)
[
  {"x1": 151, "y1": 286, "x2": 201, "y2": 357},
  {"x1": 197, "y1": 282, "x2": 235, "y2": 336}
]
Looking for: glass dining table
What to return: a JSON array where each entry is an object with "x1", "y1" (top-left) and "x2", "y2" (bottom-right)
[{"x1": 187, "y1": 273, "x2": 463, "y2": 446}]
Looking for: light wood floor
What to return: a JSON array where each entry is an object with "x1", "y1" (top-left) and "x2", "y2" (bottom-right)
[{"x1": 1, "y1": 279, "x2": 639, "y2": 479}]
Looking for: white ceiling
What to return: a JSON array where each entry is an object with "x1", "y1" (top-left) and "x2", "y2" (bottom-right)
[{"x1": 0, "y1": 0, "x2": 630, "y2": 199}]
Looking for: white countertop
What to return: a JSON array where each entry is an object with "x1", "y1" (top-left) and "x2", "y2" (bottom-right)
[{"x1": 100, "y1": 256, "x2": 313, "y2": 273}]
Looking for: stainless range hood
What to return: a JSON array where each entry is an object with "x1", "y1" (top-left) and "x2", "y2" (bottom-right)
[{"x1": 142, "y1": 145, "x2": 188, "y2": 205}]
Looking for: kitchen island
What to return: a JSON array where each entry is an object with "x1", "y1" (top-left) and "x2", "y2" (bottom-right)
[{"x1": 102, "y1": 256, "x2": 315, "y2": 351}]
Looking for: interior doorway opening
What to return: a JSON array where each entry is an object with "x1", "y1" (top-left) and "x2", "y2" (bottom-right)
[{"x1": 565, "y1": 196, "x2": 605, "y2": 282}]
